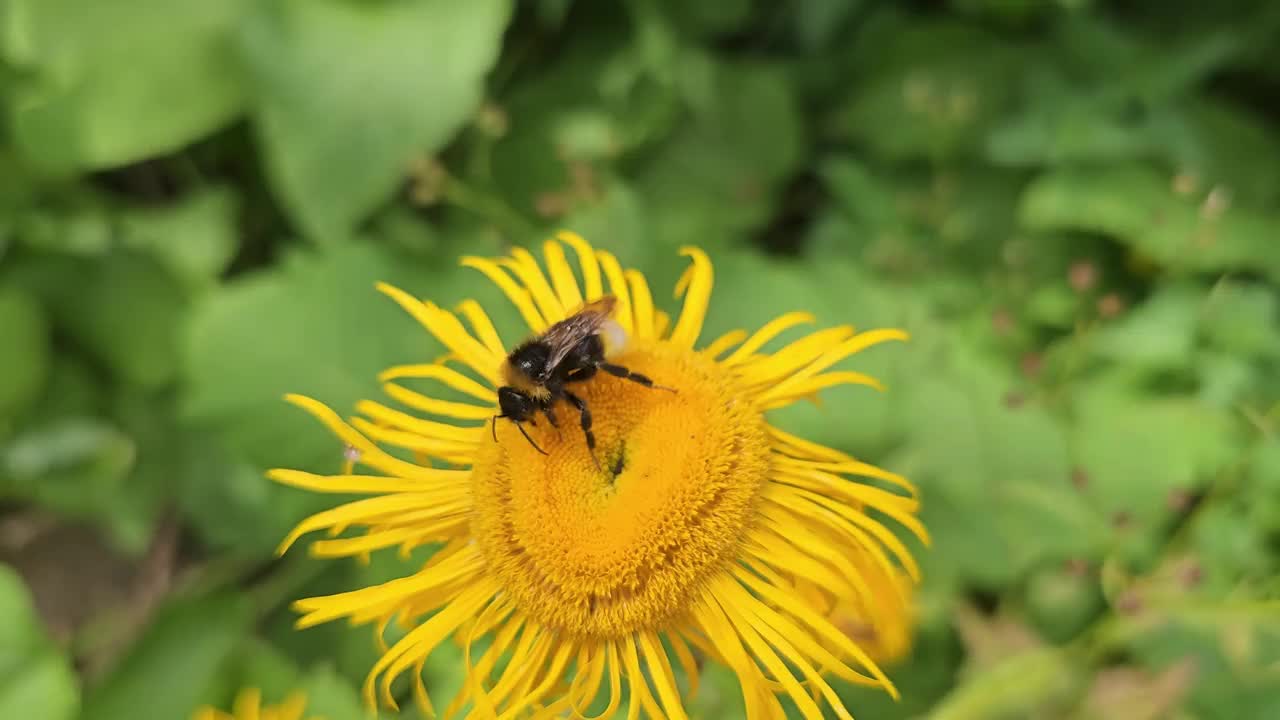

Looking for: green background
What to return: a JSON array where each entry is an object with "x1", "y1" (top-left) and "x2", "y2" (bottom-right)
[{"x1": 3, "y1": 0, "x2": 1279, "y2": 718}]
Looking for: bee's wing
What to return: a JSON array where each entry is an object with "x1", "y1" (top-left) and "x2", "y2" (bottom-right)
[{"x1": 541, "y1": 296, "x2": 618, "y2": 371}]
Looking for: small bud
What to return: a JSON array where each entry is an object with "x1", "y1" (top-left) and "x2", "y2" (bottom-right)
[
  {"x1": 1178, "y1": 559, "x2": 1203, "y2": 588},
  {"x1": 1003, "y1": 391, "x2": 1025, "y2": 409},
  {"x1": 1068, "y1": 261, "x2": 1096, "y2": 292},
  {"x1": 1070, "y1": 467, "x2": 1089, "y2": 489},
  {"x1": 1020, "y1": 352, "x2": 1043, "y2": 379},
  {"x1": 1115, "y1": 589, "x2": 1143, "y2": 615},
  {"x1": 1201, "y1": 186, "x2": 1231, "y2": 220},
  {"x1": 992, "y1": 309, "x2": 1014, "y2": 335},
  {"x1": 1171, "y1": 171, "x2": 1199, "y2": 196},
  {"x1": 1167, "y1": 487, "x2": 1193, "y2": 513},
  {"x1": 1097, "y1": 293, "x2": 1124, "y2": 318},
  {"x1": 1112, "y1": 510, "x2": 1132, "y2": 530},
  {"x1": 1064, "y1": 558, "x2": 1090, "y2": 578}
]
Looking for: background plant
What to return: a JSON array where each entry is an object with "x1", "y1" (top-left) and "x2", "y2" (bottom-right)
[{"x1": 2, "y1": 0, "x2": 1279, "y2": 718}]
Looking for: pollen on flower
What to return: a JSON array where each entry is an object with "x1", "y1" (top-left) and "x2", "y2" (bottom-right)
[{"x1": 473, "y1": 339, "x2": 770, "y2": 637}]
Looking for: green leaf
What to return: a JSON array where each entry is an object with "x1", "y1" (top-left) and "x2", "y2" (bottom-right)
[
  {"x1": 0, "y1": 286, "x2": 51, "y2": 423},
  {"x1": 183, "y1": 242, "x2": 515, "y2": 472},
  {"x1": 240, "y1": 0, "x2": 513, "y2": 241},
  {"x1": 1, "y1": 418, "x2": 136, "y2": 524},
  {"x1": 1019, "y1": 163, "x2": 1280, "y2": 281},
  {"x1": 1, "y1": 0, "x2": 248, "y2": 172},
  {"x1": 60, "y1": 253, "x2": 190, "y2": 389},
  {"x1": 1070, "y1": 385, "x2": 1242, "y2": 533},
  {"x1": 296, "y1": 666, "x2": 368, "y2": 720},
  {"x1": 1091, "y1": 284, "x2": 1203, "y2": 370},
  {"x1": 1199, "y1": 282, "x2": 1280, "y2": 359},
  {"x1": 117, "y1": 188, "x2": 241, "y2": 292},
  {"x1": 635, "y1": 61, "x2": 805, "y2": 251},
  {"x1": 930, "y1": 648, "x2": 1082, "y2": 720},
  {"x1": 81, "y1": 593, "x2": 252, "y2": 720},
  {"x1": 832, "y1": 20, "x2": 1019, "y2": 161},
  {"x1": 0, "y1": 567, "x2": 79, "y2": 720}
]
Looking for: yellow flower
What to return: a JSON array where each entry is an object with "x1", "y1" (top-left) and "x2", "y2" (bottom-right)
[
  {"x1": 271, "y1": 232, "x2": 929, "y2": 720},
  {"x1": 192, "y1": 689, "x2": 316, "y2": 720}
]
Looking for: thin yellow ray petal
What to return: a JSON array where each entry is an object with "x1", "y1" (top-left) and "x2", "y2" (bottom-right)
[
  {"x1": 498, "y1": 638, "x2": 575, "y2": 720},
  {"x1": 738, "y1": 327, "x2": 856, "y2": 386},
  {"x1": 543, "y1": 239, "x2": 584, "y2": 310},
  {"x1": 308, "y1": 517, "x2": 466, "y2": 558},
  {"x1": 746, "y1": 532, "x2": 871, "y2": 613},
  {"x1": 294, "y1": 546, "x2": 483, "y2": 629},
  {"x1": 267, "y1": 468, "x2": 463, "y2": 495},
  {"x1": 277, "y1": 491, "x2": 463, "y2": 554},
  {"x1": 732, "y1": 565, "x2": 895, "y2": 691},
  {"x1": 774, "y1": 471, "x2": 928, "y2": 554},
  {"x1": 568, "y1": 645, "x2": 607, "y2": 718},
  {"x1": 639, "y1": 631, "x2": 689, "y2": 720},
  {"x1": 350, "y1": 418, "x2": 477, "y2": 460},
  {"x1": 669, "y1": 631, "x2": 701, "y2": 700},
  {"x1": 503, "y1": 248, "x2": 566, "y2": 323},
  {"x1": 276, "y1": 692, "x2": 308, "y2": 720},
  {"x1": 758, "y1": 371, "x2": 885, "y2": 408},
  {"x1": 625, "y1": 269, "x2": 656, "y2": 339},
  {"x1": 714, "y1": 594, "x2": 825, "y2": 720},
  {"x1": 727, "y1": 596, "x2": 857, "y2": 720},
  {"x1": 754, "y1": 513, "x2": 894, "y2": 631},
  {"x1": 786, "y1": 329, "x2": 910, "y2": 384},
  {"x1": 765, "y1": 484, "x2": 922, "y2": 587},
  {"x1": 378, "y1": 363, "x2": 497, "y2": 402},
  {"x1": 761, "y1": 493, "x2": 909, "y2": 610},
  {"x1": 382, "y1": 383, "x2": 495, "y2": 421},
  {"x1": 282, "y1": 395, "x2": 466, "y2": 482},
  {"x1": 584, "y1": 641, "x2": 623, "y2": 720},
  {"x1": 724, "y1": 312, "x2": 817, "y2": 364},
  {"x1": 766, "y1": 425, "x2": 850, "y2": 462},
  {"x1": 775, "y1": 455, "x2": 920, "y2": 501},
  {"x1": 355, "y1": 401, "x2": 482, "y2": 443},
  {"x1": 702, "y1": 328, "x2": 748, "y2": 359},
  {"x1": 489, "y1": 627, "x2": 550, "y2": 707},
  {"x1": 621, "y1": 635, "x2": 661, "y2": 720},
  {"x1": 375, "y1": 283, "x2": 501, "y2": 384},
  {"x1": 233, "y1": 688, "x2": 261, "y2": 720},
  {"x1": 558, "y1": 231, "x2": 604, "y2": 299},
  {"x1": 190, "y1": 709, "x2": 223, "y2": 720},
  {"x1": 368, "y1": 580, "x2": 498, "y2": 710},
  {"x1": 773, "y1": 465, "x2": 918, "y2": 513},
  {"x1": 721, "y1": 572, "x2": 889, "y2": 694},
  {"x1": 453, "y1": 602, "x2": 519, "y2": 720},
  {"x1": 670, "y1": 246, "x2": 713, "y2": 348},
  {"x1": 654, "y1": 309, "x2": 671, "y2": 339},
  {"x1": 461, "y1": 256, "x2": 547, "y2": 333},
  {"x1": 692, "y1": 596, "x2": 776, "y2": 720},
  {"x1": 595, "y1": 250, "x2": 633, "y2": 334},
  {"x1": 456, "y1": 299, "x2": 507, "y2": 357}
]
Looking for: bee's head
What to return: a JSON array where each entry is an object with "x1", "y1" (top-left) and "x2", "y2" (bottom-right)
[{"x1": 498, "y1": 386, "x2": 537, "y2": 421}]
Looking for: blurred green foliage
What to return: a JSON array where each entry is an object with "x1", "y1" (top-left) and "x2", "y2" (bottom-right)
[{"x1": 3, "y1": 0, "x2": 1280, "y2": 718}]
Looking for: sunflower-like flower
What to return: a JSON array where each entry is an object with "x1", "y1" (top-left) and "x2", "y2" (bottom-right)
[
  {"x1": 192, "y1": 689, "x2": 315, "y2": 720},
  {"x1": 271, "y1": 232, "x2": 928, "y2": 719}
]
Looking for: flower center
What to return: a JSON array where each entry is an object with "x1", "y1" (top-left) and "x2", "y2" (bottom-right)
[{"x1": 471, "y1": 341, "x2": 770, "y2": 638}]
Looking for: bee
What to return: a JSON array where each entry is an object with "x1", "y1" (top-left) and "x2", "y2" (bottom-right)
[{"x1": 492, "y1": 295, "x2": 672, "y2": 464}]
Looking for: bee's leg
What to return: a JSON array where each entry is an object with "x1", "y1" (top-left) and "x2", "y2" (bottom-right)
[
  {"x1": 513, "y1": 421, "x2": 549, "y2": 455},
  {"x1": 598, "y1": 363, "x2": 677, "y2": 392},
  {"x1": 562, "y1": 389, "x2": 600, "y2": 469}
]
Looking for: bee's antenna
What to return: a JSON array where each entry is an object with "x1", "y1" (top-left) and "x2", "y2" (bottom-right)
[
  {"x1": 514, "y1": 421, "x2": 549, "y2": 456},
  {"x1": 491, "y1": 415, "x2": 502, "y2": 443}
]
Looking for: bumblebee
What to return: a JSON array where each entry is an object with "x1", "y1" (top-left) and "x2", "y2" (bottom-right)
[{"x1": 493, "y1": 295, "x2": 671, "y2": 463}]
